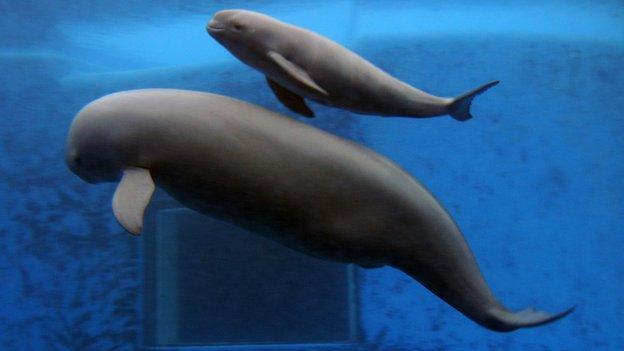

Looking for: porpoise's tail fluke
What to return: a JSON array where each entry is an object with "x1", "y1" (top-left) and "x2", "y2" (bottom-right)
[
  {"x1": 481, "y1": 305, "x2": 576, "y2": 332},
  {"x1": 448, "y1": 80, "x2": 500, "y2": 121}
]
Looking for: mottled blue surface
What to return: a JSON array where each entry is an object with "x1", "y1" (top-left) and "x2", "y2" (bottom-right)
[{"x1": 1, "y1": 1, "x2": 622, "y2": 350}]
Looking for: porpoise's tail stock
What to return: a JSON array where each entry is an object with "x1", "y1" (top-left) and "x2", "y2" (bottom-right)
[
  {"x1": 394, "y1": 250, "x2": 574, "y2": 332},
  {"x1": 480, "y1": 305, "x2": 576, "y2": 332},
  {"x1": 448, "y1": 80, "x2": 500, "y2": 121}
]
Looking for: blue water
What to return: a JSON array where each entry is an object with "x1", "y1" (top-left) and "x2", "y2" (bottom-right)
[{"x1": 1, "y1": 1, "x2": 623, "y2": 350}]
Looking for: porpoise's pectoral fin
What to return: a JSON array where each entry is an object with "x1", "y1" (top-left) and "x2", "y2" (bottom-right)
[
  {"x1": 112, "y1": 167, "x2": 155, "y2": 235},
  {"x1": 266, "y1": 77, "x2": 315, "y2": 118},
  {"x1": 267, "y1": 51, "x2": 328, "y2": 97}
]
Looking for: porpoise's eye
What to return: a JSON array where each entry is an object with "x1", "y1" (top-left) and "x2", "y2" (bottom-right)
[{"x1": 233, "y1": 23, "x2": 243, "y2": 31}]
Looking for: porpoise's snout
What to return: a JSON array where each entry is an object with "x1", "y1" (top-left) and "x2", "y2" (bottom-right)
[
  {"x1": 207, "y1": 9, "x2": 251, "y2": 35},
  {"x1": 207, "y1": 10, "x2": 235, "y2": 34},
  {"x1": 65, "y1": 147, "x2": 96, "y2": 184},
  {"x1": 206, "y1": 17, "x2": 224, "y2": 34}
]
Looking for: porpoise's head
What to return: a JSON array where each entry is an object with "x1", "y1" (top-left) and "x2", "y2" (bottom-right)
[
  {"x1": 207, "y1": 10, "x2": 283, "y2": 64},
  {"x1": 65, "y1": 94, "x2": 139, "y2": 184},
  {"x1": 66, "y1": 91, "x2": 160, "y2": 235}
]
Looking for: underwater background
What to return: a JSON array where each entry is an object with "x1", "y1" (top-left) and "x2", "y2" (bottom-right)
[{"x1": 1, "y1": 0, "x2": 623, "y2": 350}]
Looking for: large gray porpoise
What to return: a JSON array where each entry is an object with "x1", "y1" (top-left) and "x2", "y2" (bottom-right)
[{"x1": 65, "y1": 89, "x2": 572, "y2": 332}]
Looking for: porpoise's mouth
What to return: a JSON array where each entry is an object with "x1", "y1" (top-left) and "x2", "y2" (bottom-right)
[{"x1": 207, "y1": 20, "x2": 225, "y2": 33}]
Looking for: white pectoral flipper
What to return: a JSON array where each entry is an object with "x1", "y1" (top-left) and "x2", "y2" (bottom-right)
[
  {"x1": 267, "y1": 51, "x2": 328, "y2": 97},
  {"x1": 112, "y1": 167, "x2": 155, "y2": 235}
]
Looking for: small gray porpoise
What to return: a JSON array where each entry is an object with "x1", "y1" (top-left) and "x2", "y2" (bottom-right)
[
  {"x1": 207, "y1": 9, "x2": 498, "y2": 121},
  {"x1": 65, "y1": 89, "x2": 572, "y2": 332}
]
